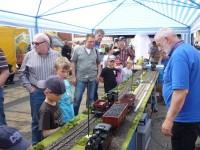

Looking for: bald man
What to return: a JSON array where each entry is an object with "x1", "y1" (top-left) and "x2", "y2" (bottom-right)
[
  {"x1": 20, "y1": 33, "x2": 60, "y2": 145},
  {"x1": 155, "y1": 28, "x2": 200, "y2": 150}
]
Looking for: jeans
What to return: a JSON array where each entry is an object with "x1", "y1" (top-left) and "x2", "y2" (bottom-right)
[
  {"x1": 171, "y1": 122, "x2": 199, "y2": 150},
  {"x1": 0, "y1": 87, "x2": 6, "y2": 125},
  {"x1": 30, "y1": 89, "x2": 45, "y2": 145},
  {"x1": 94, "y1": 82, "x2": 99, "y2": 101},
  {"x1": 73, "y1": 80, "x2": 96, "y2": 116}
]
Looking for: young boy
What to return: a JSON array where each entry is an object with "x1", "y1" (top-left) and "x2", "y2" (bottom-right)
[
  {"x1": 55, "y1": 57, "x2": 74, "y2": 123},
  {"x1": 100, "y1": 55, "x2": 118, "y2": 93},
  {"x1": 38, "y1": 76, "x2": 66, "y2": 139},
  {"x1": 122, "y1": 60, "x2": 133, "y2": 81}
]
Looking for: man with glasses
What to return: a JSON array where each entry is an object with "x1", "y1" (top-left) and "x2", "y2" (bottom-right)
[
  {"x1": 155, "y1": 28, "x2": 200, "y2": 150},
  {"x1": 19, "y1": 33, "x2": 60, "y2": 145},
  {"x1": 71, "y1": 34, "x2": 101, "y2": 116}
]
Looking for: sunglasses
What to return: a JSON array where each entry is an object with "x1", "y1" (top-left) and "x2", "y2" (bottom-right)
[{"x1": 32, "y1": 41, "x2": 46, "y2": 46}]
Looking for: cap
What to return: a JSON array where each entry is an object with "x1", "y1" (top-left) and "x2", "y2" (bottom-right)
[
  {"x1": 118, "y1": 36, "x2": 126, "y2": 41},
  {"x1": 36, "y1": 76, "x2": 66, "y2": 95},
  {"x1": 108, "y1": 55, "x2": 116, "y2": 61},
  {"x1": 0, "y1": 125, "x2": 30, "y2": 150}
]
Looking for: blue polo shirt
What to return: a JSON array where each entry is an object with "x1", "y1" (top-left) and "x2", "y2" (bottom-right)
[{"x1": 163, "y1": 42, "x2": 200, "y2": 122}]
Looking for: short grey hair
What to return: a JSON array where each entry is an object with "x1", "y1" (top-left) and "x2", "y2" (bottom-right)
[
  {"x1": 33, "y1": 33, "x2": 50, "y2": 44},
  {"x1": 154, "y1": 28, "x2": 176, "y2": 41},
  {"x1": 95, "y1": 29, "x2": 105, "y2": 35}
]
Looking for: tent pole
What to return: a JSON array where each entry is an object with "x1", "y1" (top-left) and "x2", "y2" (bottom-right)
[
  {"x1": 35, "y1": 17, "x2": 39, "y2": 34},
  {"x1": 93, "y1": 0, "x2": 127, "y2": 29},
  {"x1": 133, "y1": 0, "x2": 189, "y2": 27},
  {"x1": 189, "y1": 0, "x2": 200, "y2": 8}
]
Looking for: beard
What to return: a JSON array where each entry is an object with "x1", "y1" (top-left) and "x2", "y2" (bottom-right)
[
  {"x1": 162, "y1": 42, "x2": 172, "y2": 55},
  {"x1": 163, "y1": 47, "x2": 171, "y2": 55}
]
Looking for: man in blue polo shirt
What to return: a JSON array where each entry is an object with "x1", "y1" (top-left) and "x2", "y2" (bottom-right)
[{"x1": 155, "y1": 28, "x2": 200, "y2": 150}]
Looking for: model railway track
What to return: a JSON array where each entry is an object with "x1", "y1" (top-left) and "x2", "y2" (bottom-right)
[
  {"x1": 46, "y1": 115, "x2": 97, "y2": 150},
  {"x1": 46, "y1": 71, "x2": 157, "y2": 149},
  {"x1": 118, "y1": 70, "x2": 143, "y2": 99},
  {"x1": 137, "y1": 72, "x2": 157, "y2": 96},
  {"x1": 134, "y1": 71, "x2": 158, "y2": 112}
]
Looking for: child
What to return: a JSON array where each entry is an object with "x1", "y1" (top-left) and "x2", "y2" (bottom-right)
[
  {"x1": 122, "y1": 60, "x2": 133, "y2": 81},
  {"x1": 55, "y1": 57, "x2": 74, "y2": 123},
  {"x1": 101, "y1": 45, "x2": 113, "y2": 68},
  {"x1": 38, "y1": 76, "x2": 66, "y2": 139},
  {"x1": 114, "y1": 59, "x2": 123, "y2": 84},
  {"x1": 100, "y1": 55, "x2": 118, "y2": 93}
]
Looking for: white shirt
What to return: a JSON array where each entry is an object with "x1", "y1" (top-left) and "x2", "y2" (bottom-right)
[
  {"x1": 102, "y1": 54, "x2": 109, "y2": 68},
  {"x1": 122, "y1": 67, "x2": 132, "y2": 81},
  {"x1": 85, "y1": 48, "x2": 91, "y2": 54}
]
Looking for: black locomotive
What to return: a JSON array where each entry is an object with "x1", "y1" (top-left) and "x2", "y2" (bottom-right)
[{"x1": 85, "y1": 123, "x2": 112, "y2": 150}]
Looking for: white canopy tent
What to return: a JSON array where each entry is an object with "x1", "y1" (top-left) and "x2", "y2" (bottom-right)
[{"x1": 0, "y1": 0, "x2": 200, "y2": 41}]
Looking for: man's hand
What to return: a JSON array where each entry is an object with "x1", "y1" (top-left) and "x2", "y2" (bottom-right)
[
  {"x1": 96, "y1": 75, "x2": 100, "y2": 82},
  {"x1": 161, "y1": 90, "x2": 188, "y2": 137},
  {"x1": 0, "y1": 69, "x2": 9, "y2": 87},
  {"x1": 161, "y1": 117, "x2": 173, "y2": 136},
  {"x1": 30, "y1": 86, "x2": 36, "y2": 93}
]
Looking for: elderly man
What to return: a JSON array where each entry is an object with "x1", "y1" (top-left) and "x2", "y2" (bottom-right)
[
  {"x1": 155, "y1": 28, "x2": 200, "y2": 150},
  {"x1": 20, "y1": 33, "x2": 60, "y2": 145},
  {"x1": 0, "y1": 49, "x2": 9, "y2": 125},
  {"x1": 71, "y1": 34, "x2": 101, "y2": 116}
]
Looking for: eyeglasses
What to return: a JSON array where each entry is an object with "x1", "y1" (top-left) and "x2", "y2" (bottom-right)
[{"x1": 32, "y1": 41, "x2": 46, "y2": 46}]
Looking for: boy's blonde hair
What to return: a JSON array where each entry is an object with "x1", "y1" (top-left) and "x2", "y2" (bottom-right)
[{"x1": 55, "y1": 57, "x2": 71, "y2": 71}]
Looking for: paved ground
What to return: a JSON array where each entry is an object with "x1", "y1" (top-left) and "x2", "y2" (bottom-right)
[
  {"x1": 4, "y1": 81, "x2": 31, "y2": 140},
  {"x1": 3, "y1": 74, "x2": 172, "y2": 150},
  {"x1": 148, "y1": 101, "x2": 171, "y2": 150}
]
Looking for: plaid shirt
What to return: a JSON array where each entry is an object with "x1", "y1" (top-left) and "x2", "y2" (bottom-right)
[{"x1": 117, "y1": 47, "x2": 135, "y2": 66}]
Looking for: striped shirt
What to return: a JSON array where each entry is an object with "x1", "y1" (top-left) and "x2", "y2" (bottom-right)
[
  {"x1": 0, "y1": 48, "x2": 8, "y2": 71},
  {"x1": 117, "y1": 47, "x2": 135, "y2": 67},
  {"x1": 19, "y1": 49, "x2": 61, "y2": 91}
]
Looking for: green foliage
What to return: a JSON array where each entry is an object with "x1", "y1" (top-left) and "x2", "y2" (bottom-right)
[
  {"x1": 31, "y1": 114, "x2": 87, "y2": 150},
  {"x1": 32, "y1": 144, "x2": 44, "y2": 150},
  {"x1": 75, "y1": 136, "x2": 89, "y2": 146},
  {"x1": 71, "y1": 145, "x2": 85, "y2": 150}
]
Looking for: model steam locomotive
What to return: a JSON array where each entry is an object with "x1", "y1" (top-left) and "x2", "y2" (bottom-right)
[
  {"x1": 85, "y1": 123, "x2": 112, "y2": 150},
  {"x1": 85, "y1": 90, "x2": 136, "y2": 150}
]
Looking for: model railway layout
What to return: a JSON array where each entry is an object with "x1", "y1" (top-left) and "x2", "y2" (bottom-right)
[{"x1": 34, "y1": 70, "x2": 158, "y2": 150}]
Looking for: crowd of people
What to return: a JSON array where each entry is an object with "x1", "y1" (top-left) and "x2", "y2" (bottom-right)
[{"x1": 0, "y1": 27, "x2": 200, "y2": 150}]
